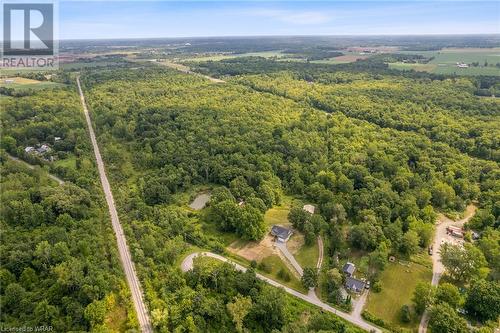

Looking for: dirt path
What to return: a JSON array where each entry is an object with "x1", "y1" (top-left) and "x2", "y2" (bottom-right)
[
  {"x1": 181, "y1": 252, "x2": 381, "y2": 333},
  {"x1": 6, "y1": 153, "x2": 65, "y2": 185},
  {"x1": 77, "y1": 77, "x2": 152, "y2": 333},
  {"x1": 352, "y1": 290, "x2": 369, "y2": 319},
  {"x1": 317, "y1": 236, "x2": 324, "y2": 272},
  {"x1": 418, "y1": 204, "x2": 477, "y2": 333},
  {"x1": 153, "y1": 60, "x2": 225, "y2": 83}
]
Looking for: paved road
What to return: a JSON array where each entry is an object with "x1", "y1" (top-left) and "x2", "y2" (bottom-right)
[
  {"x1": 181, "y1": 252, "x2": 381, "y2": 333},
  {"x1": 275, "y1": 241, "x2": 304, "y2": 276},
  {"x1": 6, "y1": 153, "x2": 65, "y2": 185},
  {"x1": 418, "y1": 205, "x2": 477, "y2": 333},
  {"x1": 77, "y1": 77, "x2": 153, "y2": 333}
]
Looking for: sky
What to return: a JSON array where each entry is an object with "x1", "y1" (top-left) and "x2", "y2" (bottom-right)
[{"x1": 58, "y1": 1, "x2": 500, "y2": 39}]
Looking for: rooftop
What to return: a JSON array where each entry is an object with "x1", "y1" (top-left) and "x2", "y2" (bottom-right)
[
  {"x1": 271, "y1": 225, "x2": 292, "y2": 240},
  {"x1": 303, "y1": 204, "x2": 315, "y2": 214},
  {"x1": 343, "y1": 262, "x2": 356, "y2": 275},
  {"x1": 345, "y1": 276, "x2": 366, "y2": 291}
]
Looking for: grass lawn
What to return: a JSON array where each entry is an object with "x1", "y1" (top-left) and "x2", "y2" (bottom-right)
[
  {"x1": 258, "y1": 254, "x2": 307, "y2": 293},
  {"x1": 264, "y1": 206, "x2": 290, "y2": 227},
  {"x1": 52, "y1": 156, "x2": 76, "y2": 169},
  {"x1": 0, "y1": 77, "x2": 64, "y2": 90},
  {"x1": 366, "y1": 261, "x2": 432, "y2": 330},
  {"x1": 292, "y1": 235, "x2": 319, "y2": 269},
  {"x1": 264, "y1": 195, "x2": 294, "y2": 227}
]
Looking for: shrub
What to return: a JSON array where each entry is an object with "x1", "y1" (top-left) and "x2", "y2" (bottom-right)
[
  {"x1": 400, "y1": 304, "x2": 412, "y2": 323},
  {"x1": 277, "y1": 268, "x2": 291, "y2": 282},
  {"x1": 258, "y1": 261, "x2": 272, "y2": 273}
]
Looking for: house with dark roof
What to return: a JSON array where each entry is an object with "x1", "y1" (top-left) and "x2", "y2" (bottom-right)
[
  {"x1": 342, "y1": 262, "x2": 356, "y2": 277},
  {"x1": 271, "y1": 225, "x2": 293, "y2": 243},
  {"x1": 345, "y1": 276, "x2": 366, "y2": 293}
]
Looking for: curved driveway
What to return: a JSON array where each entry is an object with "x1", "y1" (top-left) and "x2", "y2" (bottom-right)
[{"x1": 181, "y1": 252, "x2": 381, "y2": 333}]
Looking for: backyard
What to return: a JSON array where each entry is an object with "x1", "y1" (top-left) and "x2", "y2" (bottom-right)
[{"x1": 365, "y1": 261, "x2": 432, "y2": 329}]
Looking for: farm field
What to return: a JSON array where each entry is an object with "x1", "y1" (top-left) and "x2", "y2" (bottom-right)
[
  {"x1": 182, "y1": 50, "x2": 285, "y2": 62},
  {"x1": 0, "y1": 77, "x2": 63, "y2": 90},
  {"x1": 392, "y1": 47, "x2": 500, "y2": 76},
  {"x1": 365, "y1": 261, "x2": 432, "y2": 330}
]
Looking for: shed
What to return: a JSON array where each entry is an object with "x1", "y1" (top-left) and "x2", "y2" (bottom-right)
[{"x1": 303, "y1": 204, "x2": 315, "y2": 214}]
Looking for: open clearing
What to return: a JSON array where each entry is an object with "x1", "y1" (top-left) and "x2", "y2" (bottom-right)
[
  {"x1": 189, "y1": 192, "x2": 211, "y2": 210},
  {"x1": 366, "y1": 261, "x2": 432, "y2": 330},
  {"x1": 181, "y1": 51, "x2": 285, "y2": 62},
  {"x1": 0, "y1": 77, "x2": 63, "y2": 90},
  {"x1": 393, "y1": 48, "x2": 500, "y2": 76},
  {"x1": 227, "y1": 234, "x2": 275, "y2": 261},
  {"x1": 312, "y1": 53, "x2": 371, "y2": 64}
]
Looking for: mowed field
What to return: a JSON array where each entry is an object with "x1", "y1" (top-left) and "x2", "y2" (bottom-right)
[
  {"x1": 181, "y1": 51, "x2": 285, "y2": 62},
  {"x1": 0, "y1": 76, "x2": 63, "y2": 90},
  {"x1": 392, "y1": 48, "x2": 500, "y2": 76},
  {"x1": 366, "y1": 261, "x2": 432, "y2": 330}
]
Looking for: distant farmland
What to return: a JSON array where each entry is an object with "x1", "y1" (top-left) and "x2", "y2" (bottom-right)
[{"x1": 391, "y1": 48, "x2": 500, "y2": 76}]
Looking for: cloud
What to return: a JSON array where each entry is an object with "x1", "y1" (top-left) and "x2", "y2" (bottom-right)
[{"x1": 250, "y1": 9, "x2": 332, "y2": 25}]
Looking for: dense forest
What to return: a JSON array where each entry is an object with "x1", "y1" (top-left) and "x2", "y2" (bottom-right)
[
  {"x1": 79, "y1": 63, "x2": 499, "y2": 331},
  {"x1": 1, "y1": 37, "x2": 499, "y2": 332},
  {"x1": 0, "y1": 160, "x2": 135, "y2": 331}
]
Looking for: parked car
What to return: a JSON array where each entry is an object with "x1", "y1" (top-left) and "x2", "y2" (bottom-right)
[{"x1": 428, "y1": 246, "x2": 433, "y2": 255}]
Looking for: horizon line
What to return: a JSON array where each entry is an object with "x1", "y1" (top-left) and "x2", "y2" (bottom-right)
[{"x1": 59, "y1": 33, "x2": 500, "y2": 42}]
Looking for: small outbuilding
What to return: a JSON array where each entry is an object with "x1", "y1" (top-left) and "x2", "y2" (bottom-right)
[
  {"x1": 303, "y1": 204, "x2": 315, "y2": 214},
  {"x1": 271, "y1": 225, "x2": 293, "y2": 243},
  {"x1": 342, "y1": 262, "x2": 356, "y2": 277}
]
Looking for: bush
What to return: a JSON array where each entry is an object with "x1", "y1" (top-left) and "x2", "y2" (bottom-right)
[
  {"x1": 277, "y1": 268, "x2": 291, "y2": 282},
  {"x1": 258, "y1": 261, "x2": 272, "y2": 273},
  {"x1": 400, "y1": 304, "x2": 412, "y2": 323},
  {"x1": 362, "y1": 310, "x2": 405, "y2": 332},
  {"x1": 372, "y1": 281, "x2": 382, "y2": 293}
]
